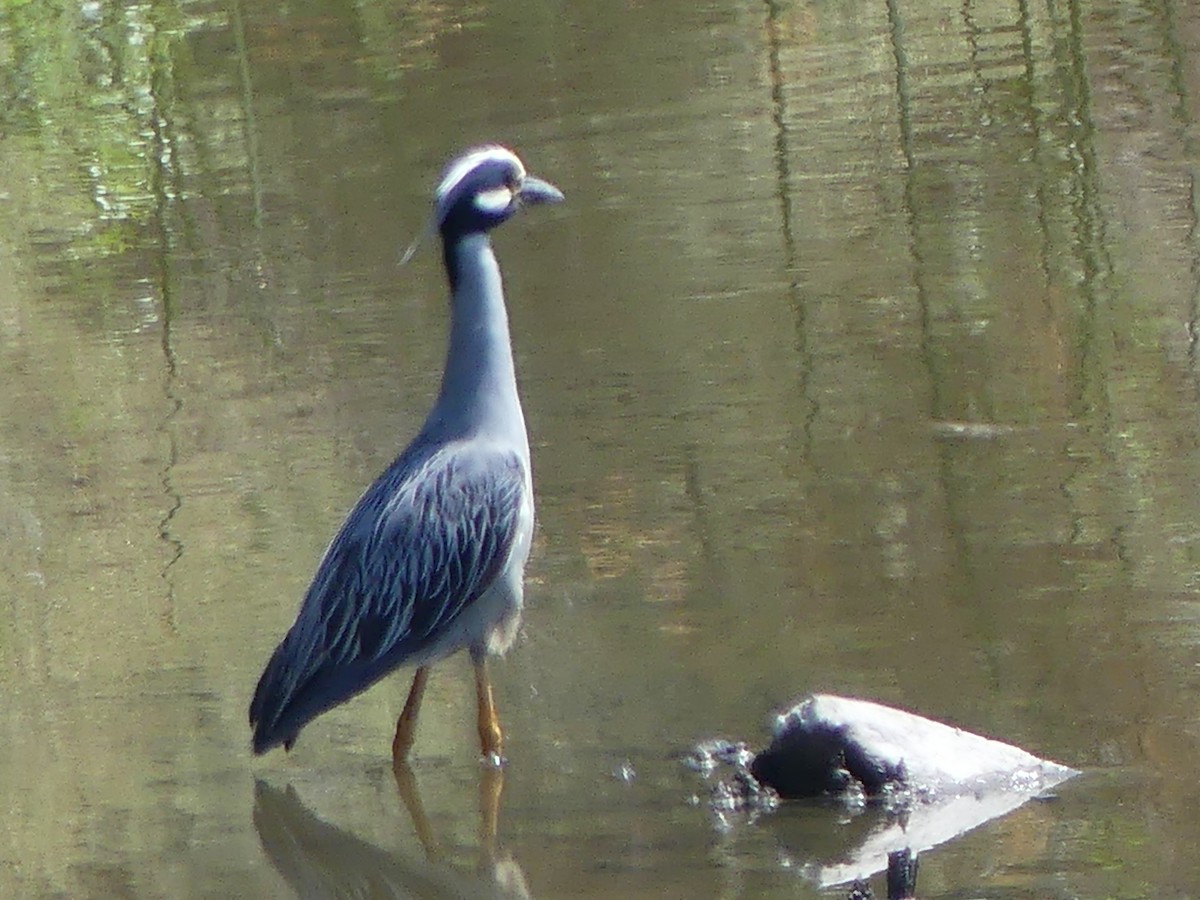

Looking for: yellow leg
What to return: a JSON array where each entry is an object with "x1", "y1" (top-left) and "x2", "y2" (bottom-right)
[
  {"x1": 393, "y1": 667, "x2": 430, "y2": 762},
  {"x1": 479, "y1": 763, "x2": 504, "y2": 853},
  {"x1": 474, "y1": 658, "x2": 504, "y2": 764}
]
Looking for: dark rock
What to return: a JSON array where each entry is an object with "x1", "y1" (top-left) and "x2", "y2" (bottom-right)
[{"x1": 749, "y1": 694, "x2": 1076, "y2": 803}]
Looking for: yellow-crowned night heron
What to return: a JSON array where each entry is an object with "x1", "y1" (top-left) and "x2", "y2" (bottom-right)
[{"x1": 249, "y1": 146, "x2": 563, "y2": 762}]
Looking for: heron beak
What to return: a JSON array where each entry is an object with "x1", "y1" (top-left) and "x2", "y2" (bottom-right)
[{"x1": 518, "y1": 175, "x2": 564, "y2": 206}]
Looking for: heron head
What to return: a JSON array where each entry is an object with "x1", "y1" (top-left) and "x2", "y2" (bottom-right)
[
  {"x1": 399, "y1": 145, "x2": 563, "y2": 265},
  {"x1": 432, "y1": 145, "x2": 563, "y2": 237}
]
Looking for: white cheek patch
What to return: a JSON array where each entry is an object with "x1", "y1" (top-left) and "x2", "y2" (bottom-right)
[{"x1": 474, "y1": 186, "x2": 514, "y2": 214}]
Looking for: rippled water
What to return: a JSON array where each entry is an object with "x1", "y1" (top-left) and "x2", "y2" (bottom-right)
[{"x1": 3, "y1": 0, "x2": 1200, "y2": 896}]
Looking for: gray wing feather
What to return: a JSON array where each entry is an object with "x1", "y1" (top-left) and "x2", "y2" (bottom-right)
[{"x1": 249, "y1": 440, "x2": 527, "y2": 748}]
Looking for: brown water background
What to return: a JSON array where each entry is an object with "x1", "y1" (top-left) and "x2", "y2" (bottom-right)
[{"x1": 2, "y1": 0, "x2": 1200, "y2": 896}]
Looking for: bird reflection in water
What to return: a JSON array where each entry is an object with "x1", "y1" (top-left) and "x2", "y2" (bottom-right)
[{"x1": 253, "y1": 762, "x2": 529, "y2": 899}]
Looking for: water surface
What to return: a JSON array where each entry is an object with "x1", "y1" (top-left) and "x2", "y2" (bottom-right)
[{"x1": 2, "y1": 0, "x2": 1200, "y2": 896}]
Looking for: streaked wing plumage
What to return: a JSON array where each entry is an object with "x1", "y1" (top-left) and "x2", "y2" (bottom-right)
[{"x1": 249, "y1": 440, "x2": 527, "y2": 752}]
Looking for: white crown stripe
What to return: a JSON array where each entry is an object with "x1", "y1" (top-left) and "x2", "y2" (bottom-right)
[{"x1": 435, "y1": 145, "x2": 525, "y2": 202}]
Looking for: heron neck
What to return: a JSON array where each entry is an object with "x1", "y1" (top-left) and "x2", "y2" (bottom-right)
[{"x1": 426, "y1": 233, "x2": 528, "y2": 447}]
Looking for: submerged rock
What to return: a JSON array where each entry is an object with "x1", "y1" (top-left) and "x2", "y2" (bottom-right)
[
  {"x1": 749, "y1": 694, "x2": 1077, "y2": 803},
  {"x1": 682, "y1": 738, "x2": 756, "y2": 777},
  {"x1": 686, "y1": 693, "x2": 1079, "y2": 886},
  {"x1": 684, "y1": 738, "x2": 778, "y2": 815}
]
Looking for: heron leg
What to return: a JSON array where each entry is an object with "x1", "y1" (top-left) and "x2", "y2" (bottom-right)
[
  {"x1": 393, "y1": 666, "x2": 430, "y2": 762},
  {"x1": 479, "y1": 763, "x2": 504, "y2": 853},
  {"x1": 473, "y1": 658, "x2": 504, "y2": 764}
]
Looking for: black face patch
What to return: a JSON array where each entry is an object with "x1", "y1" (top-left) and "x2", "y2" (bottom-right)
[{"x1": 434, "y1": 147, "x2": 526, "y2": 236}]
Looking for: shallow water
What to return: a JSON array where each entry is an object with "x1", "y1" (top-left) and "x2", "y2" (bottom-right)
[{"x1": 3, "y1": 0, "x2": 1200, "y2": 896}]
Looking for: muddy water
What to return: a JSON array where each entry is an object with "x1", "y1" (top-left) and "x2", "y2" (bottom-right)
[{"x1": 2, "y1": 0, "x2": 1200, "y2": 896}]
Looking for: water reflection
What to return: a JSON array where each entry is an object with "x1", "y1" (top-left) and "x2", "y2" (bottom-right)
[
  {"x1": 254, "y1": 764, "x2": 529, "y2": 900},
  {"x1": 690, "y1": 693, "x2": 1077, "y2": 890}
]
